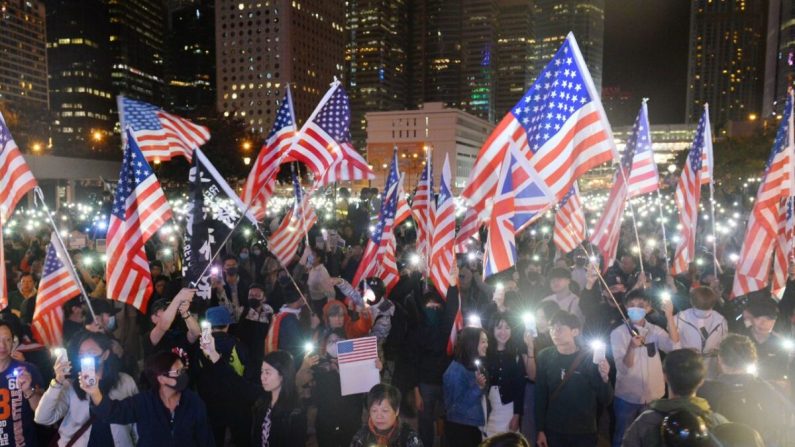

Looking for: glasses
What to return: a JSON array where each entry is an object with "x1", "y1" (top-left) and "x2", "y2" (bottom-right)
[{"x1": 165, "y1": 368, "x2": 188, "y2": 378}]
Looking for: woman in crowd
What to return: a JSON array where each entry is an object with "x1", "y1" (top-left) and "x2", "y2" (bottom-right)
[
  {"x1": 484, "y1": 312, "x2": 528, "y2": 437},
  {"x1": 35, "y1": 331, "x2": 138, "y2": 446},
  {"x1": 79, "y1": 350, "x2": 214, "y2": 447},
  {"x1": 350, "y1": 384, "x2": 422, "y2": 447},
  {"x1": 443, "y1": 326, "x2": 489, "y2": 447}
]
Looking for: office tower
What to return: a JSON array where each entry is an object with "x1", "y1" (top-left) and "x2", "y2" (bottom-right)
[
  {"x1": 495, "y1": 0, "x2": 535, "y2": 116},
  {"x1": 166, "y1": 0, "x2": 216, "y2": 116}
]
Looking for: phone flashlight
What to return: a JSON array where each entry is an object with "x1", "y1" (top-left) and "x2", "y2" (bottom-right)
[
  {"x1": 660, "y1": 291, "x2": 671, "y2": 302},
  {"x1": 522, "y1": 313, "x2": 537, "y2": 337},
  {"x1": 200, "y1": 321, "x2": 212, "y2": 344},
  {"x1": 467, "y1": 314, "x2": 482, "y2": 328},
  {"x1": 304, "y1": 342, "x2": 315, "y2": 353},
  {"x1": 590, "y1": 340, "x2": 606, "y2": 364},
  {"x1": 80, "y1": 357, "x2": 96, "y2": 386}
]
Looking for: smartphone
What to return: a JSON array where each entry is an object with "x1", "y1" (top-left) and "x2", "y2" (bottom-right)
[
  {"x1": 80, "y1": 357, "x2": 96, "y2": 386},
  {"x1": 200, "y1": 321, "x2": 212, "y2": 345}
]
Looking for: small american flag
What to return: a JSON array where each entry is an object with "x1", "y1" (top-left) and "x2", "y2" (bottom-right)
[
  {"x1": 671, "y1": 107, "x2": 709, "y2": 275},
  {"x1": 241, "y1": 88, "x2": 297, "y2": 221},
  {"x1": 732, "y1": 93, "x2": 794, "y2": 296},
  {"x1": 32, "y1": 233, "x2": 81, "y2": 346},
  {"x1": 106, "y1": 129, "x2": 172, "y2": 312},
  {"x1": 462, "y1": 33, "x2": 614, "y2": 221},
  {"x1": 554, "y1": 183, "x2": 585, "y2": 254},
  {"x1": 430, "y1": 155, "x2": 456, "y2": 297},
  {"x1": 337, "y1": 336, "x2": 378, "y2": 365},
  {"x1": 268, "y1": 169, "x2": 317, "y2": 268},
  {"x1": 119, "y1": 96, "x2": 209, "y2": 163},
  {"x1": 288, "y1": 83, "x2": 373, "y2": 186},
  {"x1": 626, "y1": 101, "x2": 660, "y2": 198},
  {"x1": 412, "y1": 153, "x2": 435, "y2": 264},
  {"x1": 395, "y1": 174, "x2": 412, "y2": 225}
]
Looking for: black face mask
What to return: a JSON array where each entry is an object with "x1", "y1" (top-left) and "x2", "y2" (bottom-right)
[
  {"x1": 225, "y1": 267, "x2": 239, "y2": 276},
  {"x1": 166, "y1": 371, "x2": 189, "y2": 392}
]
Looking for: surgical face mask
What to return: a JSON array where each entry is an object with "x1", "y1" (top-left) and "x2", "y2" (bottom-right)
[
  {"x1": 239, "y1": 252, "x2": 249, "y2": 260},
  {"x1": 326, "y1": 343, "x2": 338, "y2": 358},
  {"x1": 106, "y1": 316, "x2": 117, "y2": 332},
  {"x1": 627, "y1": 307, "x2": 646, "y2": 323},
  {"x1": 306, "y1": 252, "x2": 315, "y2": 266}
]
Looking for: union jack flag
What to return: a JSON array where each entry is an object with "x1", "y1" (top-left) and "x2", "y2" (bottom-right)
[
  {"x1": 732, "y1": 93, "x2": 794, "y2": 296},
  {"x1": 241, "y1": 88, "x2": 296, "y2": 220},
  {"x1": 32, "y1": 233, "x2": 81, "y2": 346},
  {"x1": 627, "y1": 101, "x2": 660, "y2": 198},
  {"x1": 462, "y1": 33, "x2": 614, "y2": 222},
  {"x1": 671, "y1": 107, "x2": 709, "y2": 275},
  {"x1": 118, "y1": 96, "x2": 209, "y2": 163},
  {"x1": 483, "y1": 151, "x2": 518, "y2": 278},
  {"x1": 430, "y1": 155, "x2": 456, "y2": 297},
  {"x1": 106, "y1": 129, "x2": 172, "y2": 312},
  {"x1": 554, "y1": 183, "x2": 585, "y2": 254},
  {"x1": 268, "y1": 168, "x2": 318, "y2": 268},
  {"x1": 412, "y1": 152, "x2": 435, "y2": 265}
]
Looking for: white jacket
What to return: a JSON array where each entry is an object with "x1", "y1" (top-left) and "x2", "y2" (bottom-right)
[{"x1": 35, "y1": 372, "x2": 138, "y2": 447}]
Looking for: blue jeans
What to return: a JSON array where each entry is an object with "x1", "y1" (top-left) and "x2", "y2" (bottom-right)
[
  {"x1": 521, "y1": 382, "x2": 536, "y2": 440},
  {"x1": 418, "y1": 383, "x2": 443, "y2": 447},
  {"x1": 612, "y1": 397, "x2": 647, "y2": 447}
]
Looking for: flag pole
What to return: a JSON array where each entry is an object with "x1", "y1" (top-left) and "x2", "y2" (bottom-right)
[
  {"x1": 34, "y1": 187, "x2": 98, "y2": 322},
  {"x1": 292, "y1": 163, "x2": 312, "y2": 250},
  {"x1": 617, "y1": 163, "x2": 646, "y2": 276},
  {"x1": 252, "y1": 226, "x2": 315, "y2": 315},
  {"x1": 425, "y1": 144, "x2": 433, "y2": 277},
  {"x1": 656, "y1": 189, "x2": 670, "y2": 267},
  {"x1": 708, "y1": 180, "x2": 720, "y2": 277}
]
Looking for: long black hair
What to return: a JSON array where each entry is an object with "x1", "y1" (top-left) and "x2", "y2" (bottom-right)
[
  {"x1": 486, "y1": 311, "x2": 521, "y2": 357},
  {"x1": 68, "y1": 331, "x2": 122, "y2": 400},
  {"x1": 454, "y1": 326, "x2": 486, "y2": 370},
  {"x1": 262, "y1": 350, "x2": 297, "y2": 410}
]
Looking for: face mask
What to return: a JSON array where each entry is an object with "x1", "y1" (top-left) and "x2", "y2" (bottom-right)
[
  {"x1": 225, "y1": 267, "x2": 238, "y2": 276},
  {"x1": 326, "y1": 343, "x2": 338, "y2": 358},
  {"x1": 248, "y1": 298, "x2": 262, "y2": 309},
  {"x1": 239, "y1": 252, "x2": 249, "y2": 260},
  {"x1": 166, "y1": 371, "x2": 189, "y2": 392},
  {"x1": 627, "y1": 307, "x2": 646, "y2": 323},
  {"x1": 423, "y1": 307, "x2": 441, "y2": 327},
  {"x1": 106, "y1": 316, "x2": 117, "y2": 332},
  {"x1": 252, "y1": 249, "x2": 262, "y2": 256},
  {"x1": 306, "y1": 252, "x2": 315, "y2": 266}
]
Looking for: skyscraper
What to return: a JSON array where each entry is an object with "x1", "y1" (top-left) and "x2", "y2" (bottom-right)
[
  {"x1": 46, "y1": 0, "x2": 114, "y2": 156},
  {"x1": 762, "y1": 0, "x2": 795, "y2": 118},
  {"x1": 685, "y1": 0, "x2": 768, "y2": 126},
  {"x1": 106, "y1": 0, "x2": 167, "y2": 103},
  {"x1": 345, "y1": 0, "x2": 409, "y2": 148},
  {"x1": 495, "y1": 0, "x2": 535, "y2": 116},
  {"x1": 460, "y1": 0, "x2": 497, "y2": 122},
  {"x1": 533, "y1": 0, "x2": 604, "y2": 92},
  {"x1": 0, "y1": 0, "x2": 49, "y2": 149},
  {"x1": 215, "y1": 0, "x2": 345, "y2": 134}
]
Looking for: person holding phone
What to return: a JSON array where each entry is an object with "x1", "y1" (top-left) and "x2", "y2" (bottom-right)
[
  {"x1": 443, "y1": 326, "x2": 489, "y2": 447},
  {"x1": 144, "y1": 288, "x2": 201, "y2": 358},
  {"x1": 0, "y1": 320, "x2": 44, "y2": 446}
]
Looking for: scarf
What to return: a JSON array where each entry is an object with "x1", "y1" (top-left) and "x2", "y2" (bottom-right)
[
  {"x1": 260, "y1": 406, "x2": 272, "y2": 447},
  {"x1": 264, "y1": 306, "x2": 302, "y2": 353},
  {"x1": 368, "y1": 418, "x2": 398, "y2": 446}
]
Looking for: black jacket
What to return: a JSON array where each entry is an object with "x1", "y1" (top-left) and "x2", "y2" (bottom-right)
[{"x1": 410, "y1": 286, "x2": 460, "y2": 386}]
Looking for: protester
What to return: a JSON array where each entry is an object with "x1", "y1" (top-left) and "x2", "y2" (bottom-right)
[
  {"x1": 740, "y1": 297, "x2": 792, "y2": 380},
  {"x1": 541, "y1": 268, "x2": 585, "y2": 324},
  {"x1": 443, "y1": 326, "x2": 488, "y2": 447},
  {"x1": 234, "y1": 283, "x2": 273, "y2": 375},
  {"x1": 0, "y1": 320, "x2": 43, "y2": 446},
  {"x1": 144, "y1": 288, "x2": 201, "y2": 357},
  {"x1": 9, "y1": 272, "x2": 36, "y2": 321},
  {"x1": 675, "y1": 287, "x2": 728, "y2": 378},
  {"x1": 350, "y1": 383, "x2": 422, "y2": 447},
  {"x1": 484, "y1": 312, "x2": 527, "y2": 436}
]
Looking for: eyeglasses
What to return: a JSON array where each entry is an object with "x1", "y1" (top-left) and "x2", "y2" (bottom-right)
[{"x1": 165, "y1": 368, "x2": 188, "y2": 377}]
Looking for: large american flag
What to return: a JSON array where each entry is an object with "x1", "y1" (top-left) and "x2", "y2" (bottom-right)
[
  {"x1": 430, "y1": 155, "x2": 456, "y2": 297},
  {"x1": 352, "y1": 150, "x2": 401, "y2": 289},
  {"x1": 772, "y1": 197, "x2": 794, "y2": 298},
  {"x1": 241, "y1": 89, "x2": 297, "y2": 221},
  {"x1": 412, "y1": 154, "x2": 435, "y2": 264},
  {"x1": 671, "y1": 108, "x2": 709, "y2": 275},
  {"x1": 462, "y1": 33, "x2": 614, "y2": 222},
  {"x1": 732, "y1": 94, "x2": 794, "y2": 297},
  {"x1": 554, "y1": 183, "x2": 585, "y2": 254},
  {"x1": 337, "y1": 336, "x2": 378, "y2": 365},
  {"x1": 287, "y1": 83, "x2": 372, "y2": 186},
  {"x1": 0, "y1": 113, "x2": 37, "y2": 223},
  {"x1": 106, "y1": 129, "x2": 172, "y2": 312},
  {"x1": 32, "y1": 234, "x2": 81, "y2": 346},
  {"x1": 268, "y1": 169, "x2": 317, "y2": 268},
  {"x1": 627, "y1": 101, "x2": 660, "y2": 198},
  {"x1": 483, "y1": 151, "x2": 518, "y2": 278},
  {"x1": 455, "y1": 208, "x2": 480, "y2": 253},
  {"x1": 118, "y1": 96, "x2": 209, "y2": 163}
]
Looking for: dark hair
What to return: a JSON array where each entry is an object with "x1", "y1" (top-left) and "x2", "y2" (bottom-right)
[
  {"x1": 454, "y1": 327, "x2": 486, "y2": 370},
  {"x1": 366, "y1": 383, "x2": 401, "y2": 413},
  {"x1": 663, "y1": 349, "x2": 705, "y2": 397},
  {"x1": 536, "y1": 300, "x2": 561, "y2": 319},
  {"x1": 717, "y1": 334, "x2": 757, "y2": 370},
  {"x1": 222, "y1": 254, "x2": 238, "y2": 264},
  {"x1": 263, "y1": 351, "x2": 297, "y2": 410},
  {"x1": 0, "y1": 320, "x2": 17, "y2": 340},
  {"x1": 690, "y1": 287, "x2": 718, "y2": 310},
  {"x1": 549, "y1": 310, "x2": 581, "y2": 330},
  {"x1": 479, "y1": 431, "x2": 532, "y2": 447},
  {"x1": 548, "y1": 267, "x2": 571, "y2": 281},
  {"x1": 69, "y1": 331, "x2": 122, "y2": 400},
  {"x1": 18, "y1": 272, "x2": 33, "y2": 280},
  {"x1": 624, "y1": 289, "x2": 651, "y2": 306},
  {"x1": 487, "y1": 312, "x2": 518, "y2": 356},
  {"x1": 143, "y1": 351, "x2": 181, "y2": 392},
  {"x1": 745, "y1": 297, "x2": 779, "y2": 320}
]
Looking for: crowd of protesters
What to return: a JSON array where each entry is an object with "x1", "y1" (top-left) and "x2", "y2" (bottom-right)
[{"x1": 0, "y1": 186, "x2": 791, "y2": 447}]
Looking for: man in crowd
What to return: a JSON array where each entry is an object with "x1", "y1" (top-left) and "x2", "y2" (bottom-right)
[
  {"x1": 542, "y1": 268, "x2": 585, "y2": 324},
  {"x1": 675, "y1": 287, "x2": 728, "y2": 378},
  {"x1": 234, "y1": 283, "x2": 273, "y2": 376},
  {"x1": 741, "y1": 297, "x2": 792, "y2": 381},
  {"x1": 10, "y1": 273, "x2": 36, "y2": 324},
  {"x1": 144, "y1": 288, "x2": 201, "y2": 357}
]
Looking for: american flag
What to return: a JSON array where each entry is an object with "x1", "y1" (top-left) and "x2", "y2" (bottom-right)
[
  {"x1": 395, "y1": 174, "x2": 412, "y2": 225},
  {"x1": 337, "y1": 336, "x2": 378, "y2": 364},
  {"x1": 32, "y1": 234, "x2": 81, "y2": 346},
  {"x1": 430, "y1": 155, "x2": 456, "y2": 297},
  {"x1": 462, "y1": 33, "x2": 614, "y2": 221},
  {"x1": 287, "y1": 83, "x2": 373, "y2": 186},
  {"x1": 106, "y1": 129, "x2": 172, "y2": 312},
  {"x1": 118, "y1": 96, "x2": 209, "y2": 163},
  {"x1": 554, "y1": 183, "x2": 585, "y2": 254},
  {"x1": 455, "y1": 208, "x2": 480, "y2": 253},
  {"x1": 352, "y1": 150, "x2": 401, "y2": 289},
  {"x1": 0, "y1": 113, "x2": 37, "y2": 222},
  {"x1": 241, "y1": 89, "x2": 297, "y2": 221},
  {"x1": 412, "y1": 154, "x2": 435, "y2": 263},
  {"x1": 732, "y1": 93, "x2": 794, "y2": 296},
  {"x1": 268, "y1": 168, "x2": 318, "y2": 268},
  {"x1": 483, "y1": 151, "x2": 518, "y2": 278},
  {"x1": 772, "y1": 197, "x2": 794, "y2": 298},
  {"x1": 627, "y1": 101, "x2": 660, "y2": 198},
  {"x1": 671, "y1": 108, "x2": 709, "y2": 275},
  {"x1": 447, "y1": 301, "x2": 464, "y2": 356}
]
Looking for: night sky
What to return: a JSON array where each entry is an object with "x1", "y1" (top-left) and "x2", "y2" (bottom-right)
[{"x1": 603, "y1": 0, "x2": 691, "y2": 125}]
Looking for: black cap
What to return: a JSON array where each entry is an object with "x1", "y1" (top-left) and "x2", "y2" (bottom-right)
[{"x1": 149, "y1": 299, "x2": 171, "y2": 314}]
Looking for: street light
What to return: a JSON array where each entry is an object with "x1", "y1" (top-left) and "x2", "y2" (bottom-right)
[
  {"x1": 242, "y1": 141, "x2": 252, "y2": 151},
  {"x1": 243, "y1": 157, "x2": 251, "y2": 166},
  {"x1": 91, "y1": 130, "x2": 103, "y2": 142},
  {"x1": 31, "y1": 142, "x2": 42, "y2": 153}
]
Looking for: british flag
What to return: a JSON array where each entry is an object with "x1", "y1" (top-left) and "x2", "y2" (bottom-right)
[
  {"x1": 671, "y1": 107, "x2": 709, "y2": 275},
  {"x1": 287, "y1": 82, "x2": 373, "y2": 186},
  {"x1": 627, "y1": 101, "x2": 660, "y2": 198},
  {"x1": 268, "y1": 168, "x2": 318, "y2": 268},
  {"x1": 553, "y1": 183, "x2": 585, "y2": 254},
  {"x1": 106, "y1": 129, "x2": 172, "y2": 312},
  {"x1": 462, "y1": 33, "x2": 614, "y2": 222},
  {"x1": 118, "y1": 96, "x2": 209, "y2": 163},
  {"x1": 430, "y1": 155, "x2": 456, "y2": 297},
  {"x1": 455, "y1": 208, "x2": 479, "y2": 253},
  {"x1": 32, "y1": 233, "x2": 81, "y2": 346},
  {"x1": 483, "y1": 151, "x2": 518, "y2": 278},
  {"x1": 732, "y1": 93, "x2": 794, "y2": 297},
  {"x1": 412, "y1": 153, "x2": 435, "y2": 265},
  {"x1": 241, "y1": 88, "x2": 297, "y2": 221}
]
